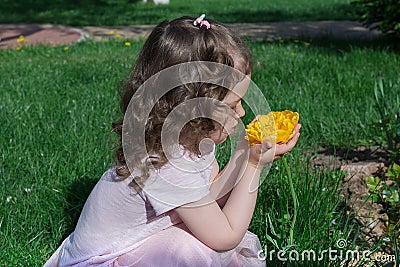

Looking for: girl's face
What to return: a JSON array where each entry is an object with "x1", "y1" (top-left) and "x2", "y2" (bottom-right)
[{"x1": 208, "y1": 75, "x2": 250, "y2": 144}]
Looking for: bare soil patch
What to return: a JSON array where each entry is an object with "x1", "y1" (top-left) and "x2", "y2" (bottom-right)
[{"x1": 310, "y1": 146, "x2": 394, "y2": 247}]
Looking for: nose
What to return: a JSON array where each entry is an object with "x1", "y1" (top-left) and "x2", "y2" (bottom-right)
[{"x1": 236, "y1": 103, "x2": 245, "y2": 118}]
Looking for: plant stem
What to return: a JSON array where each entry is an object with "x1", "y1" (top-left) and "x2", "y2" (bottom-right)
[{"x1": 282, "y1": 157, "x2": 297, "y2": 246}]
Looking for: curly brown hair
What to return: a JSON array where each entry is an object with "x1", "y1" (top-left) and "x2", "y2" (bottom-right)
[{"x1": 112, "y1": 16, "x2": 252, "y2": 191}]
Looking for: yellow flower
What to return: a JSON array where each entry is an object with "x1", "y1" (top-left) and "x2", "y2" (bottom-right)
[
  {"x1": 294, "y1": 39, "x2": 299, "y2": 43},
  {"x1": 245, "y1": 110, "x2": 299, "y2": 145},
  {"x1": 16, "y1": 46, "x2": 22, "y2": 51},
  {"x1": 17, "y1": 35, "x2": 28, "y2": 43},
  {"x1": 63, "y1": 46, "x2": 69, "y2": 51},
  {"x1": 109, "y1": 30, "x2": 116, "y2": 35},
  {"x1": 115, "y1": 33, "x2": 121, "y2": 38},
  {"x1": 305, "y1": 42, "x2": 310, "y2": 47},
  {"x1": 124, "y1": 41, "x2": 131, "y2": 47}
]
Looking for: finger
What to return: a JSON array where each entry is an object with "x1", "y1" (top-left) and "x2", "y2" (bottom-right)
[
  {"x1": 251, "y1": 114, "x2": 261, "y2": 123},
  {"x1": 261, "y1": 142, "x2": 273, "y2": 153},
  {"x1": 274, "y1": 124, "x2": 301, "y2": 153},
  {"x1": 264, "y1": 142, "x2": 273, "y2": 149},
  {"x1": 287, "y1": 131, "x2": 300, "y2": 148},
  {"x1": 272, "y1": 124, "x2": 301, "y2": 159},
  {"x1": 275, "y1": 133, "x2": 300, "y2": 155},
  {"x1": 294, "y1": 123, "x2": 302, "y2": 133},
  {"x1": 251, "y1": 143, "x2": 262, "y2": 154},
  {"x1": 282, "y1": 124, "x2": 301, "y2": 148}
]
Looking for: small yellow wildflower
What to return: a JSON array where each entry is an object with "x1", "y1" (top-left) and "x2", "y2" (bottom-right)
[
  {"x1": 17, "y1": 35, "x2": 28, "y2": 43},
  {"x1": 16, "y1": 46, "x2": 22, "y2": 51},
  {"x1": 124, "y1": 41, "x2": 131, "y2": 47},
  {"x1": 109, "y1": 30, "x2": 116, "y2": 35},
  {"x1": 63, "y1": 46, "x2": 69, "y2": 51},
  {"x1": 305, "y1": 42, "x2": 311, "y2": 47},
  {"x1": 245, "y1": 110, "x2": 299, "y2": 145},
  {"x1": 115, "y1": 34, "x2": 121, "y2": 38},
  {"x1": 294, "y1": 39, "x2": 299, "y2": 43}
]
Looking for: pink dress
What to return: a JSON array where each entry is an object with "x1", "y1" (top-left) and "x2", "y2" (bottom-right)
[{"x1": 44, "y1": 147, "x2": 265, "y2": 267}]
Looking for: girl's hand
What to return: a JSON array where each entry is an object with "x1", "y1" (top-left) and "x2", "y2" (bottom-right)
[{"x1": 247, "y1": 141, "x2": 275, "y2": 169}]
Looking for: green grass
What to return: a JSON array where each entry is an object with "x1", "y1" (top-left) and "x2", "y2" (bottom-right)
[
  {"x1": 0, "y1": 0, "x2": 359, "y2": 26},
  {"x1": 250, "y1": 39, "x2": 400, "y2": 149},
  {"x1": 1, "y1": 38, "x2": 399, "y2": 265},
  {"x1": 251, "y1": 157, "x2": 356, "y2": 266}
]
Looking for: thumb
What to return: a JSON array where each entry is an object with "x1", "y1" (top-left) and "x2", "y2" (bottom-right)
[{"x1": 261, "y1": 142, "x2": 273, "y2": 153}]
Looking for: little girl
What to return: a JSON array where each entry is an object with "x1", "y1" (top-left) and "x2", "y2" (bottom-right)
[{"x1": 45, "y1": 15, "x2": 300, "y2": 267}]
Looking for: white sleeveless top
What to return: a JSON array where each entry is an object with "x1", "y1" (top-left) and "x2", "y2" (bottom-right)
[{"x1": 47, "y1": 145, "x2": 215, "y2": 266}]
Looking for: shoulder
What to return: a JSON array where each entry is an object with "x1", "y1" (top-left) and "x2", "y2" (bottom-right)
[
  {"x1": 142, "y1": 145, "x2": 216, "y2": 214},
  {"x1": 148, "y1": 144, "x2": 216, "y2": 185}
]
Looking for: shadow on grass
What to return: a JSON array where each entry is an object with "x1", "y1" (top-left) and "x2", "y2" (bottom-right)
[
  {"x1": 213, "y1": 4, "x2": 358, "y2": 24},
  {"x1": 318, "y1": 146, "x2": 392, "y2": 166},
  {"x1": 0, "y1": 0, "x2": 141, "y2": 26},
  {"x1": 61, "y1": 176, "x2": 98, "y2": 241},
  {"x1": 253, "y1": 35, "x2": 400, "y2": 55}
]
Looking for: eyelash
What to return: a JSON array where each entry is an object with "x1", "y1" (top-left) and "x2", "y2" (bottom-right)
[{"x1": 233, "y1": 101, "x2": 241, "y2": 108}]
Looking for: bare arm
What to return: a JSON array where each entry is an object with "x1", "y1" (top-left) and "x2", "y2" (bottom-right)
[
  {"x1": 207, "y1": 133, "x2": 258, "y2": 209},
  {"x1": 209, "y1": 158, "x2": 232, "y2": 208},
  {"x1": 210, "y1": 123, "x2": 302, "y2": 208},
  {"x1": 176, "y1": 124, "x2": 301, "y2": 251},
  {"x1": 176, "y1": 159, "x2": 262, "y2": 251}
]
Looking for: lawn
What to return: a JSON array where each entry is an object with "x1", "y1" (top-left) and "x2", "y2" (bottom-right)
[
  {"x1": 1, "y1": 0, "x2": 400, "y2": 265},
  {"x1": 1, "y1": 36, "x2": 399, "y2": 265},
  {"x1": 0, "y1": 0, "x2": 359, "y2": 26}
]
